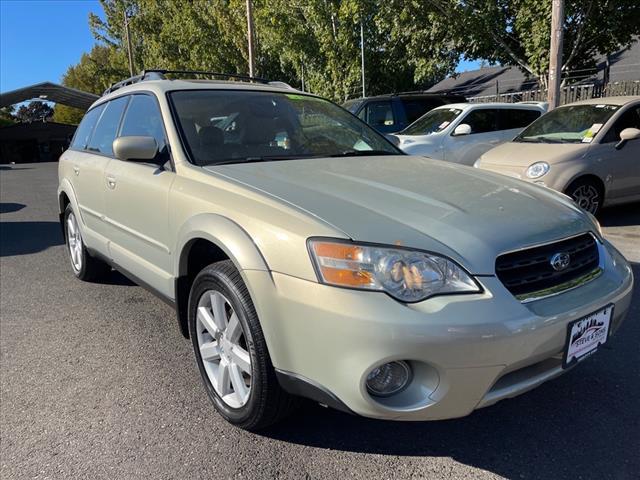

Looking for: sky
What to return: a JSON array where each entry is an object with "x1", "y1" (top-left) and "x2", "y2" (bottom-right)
[
  {"x1": 0, "y1": 0, "x2": 102, "y2": 92},
  {"x1": 0, "y1": 0, "x2": 480, "y2": 95}
]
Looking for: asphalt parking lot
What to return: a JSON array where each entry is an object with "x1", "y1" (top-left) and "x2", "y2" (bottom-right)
[{"x1": 1, "y1": 162, "x2": 638, "y2": 480}]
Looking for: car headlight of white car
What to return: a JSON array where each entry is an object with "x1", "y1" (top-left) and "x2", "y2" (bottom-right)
[
  {"x1": 525, "y1": 161, "x2": 550, "y2": 179},
  {"x1": 308, "y1": 239, "x2": 481, "y2": 302}
]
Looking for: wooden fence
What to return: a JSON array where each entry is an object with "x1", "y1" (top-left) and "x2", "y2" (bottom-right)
[{"x1": 467, "y1": 80, "x2": 640, "y2": 104}]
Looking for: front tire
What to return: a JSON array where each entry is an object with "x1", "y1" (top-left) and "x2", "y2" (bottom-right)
[
  {"x1": 188, "y1": 260, "x2": 294, "y2": 430},
  {"x1": 64, "y1": 205, "x2": 110, "y2": 281}
]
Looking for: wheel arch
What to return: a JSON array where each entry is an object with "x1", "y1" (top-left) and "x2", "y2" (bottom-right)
[
  {"x1": 564, "y1": 173, "x2": 606, "y2": 198},
  {"x1": 173, "y1": 214, "x2": 270, "y2": 338},
  {"x1": 57, "y1": 180, "x2": 81, "y2": 240}
]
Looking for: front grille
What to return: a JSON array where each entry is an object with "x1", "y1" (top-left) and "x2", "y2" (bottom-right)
[{"x1": 496, "y1": 233, "x2": 600, "y2": 301}]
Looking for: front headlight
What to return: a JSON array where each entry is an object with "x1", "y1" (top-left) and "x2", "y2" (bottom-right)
[
  {"x1": 525, "y1": 161, "x2": 550, "y2": 179},
  {"x1": 308, "y1": 239, "x2": 481, "y2": 302}
]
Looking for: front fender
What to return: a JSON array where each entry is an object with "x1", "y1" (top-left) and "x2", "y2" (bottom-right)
[
  {"x1": 174, "y1": 213, "x2": 269, "y2": 276},
  {"x1": 57, "y1": 178, "x2": 82, "y2": 237}
]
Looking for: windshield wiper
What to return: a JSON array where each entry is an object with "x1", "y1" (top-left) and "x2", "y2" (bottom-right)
[
  {"x1": 207, "y1": 154, "x2": 319, "y2": 166},
  {"x1": 518, "y1": 137, "x2": 564, "y2": 144},
  {"x1": 329, "y1": 149, "x2": 398, "y2": 157}
]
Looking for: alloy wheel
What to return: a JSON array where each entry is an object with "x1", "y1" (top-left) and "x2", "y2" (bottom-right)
[
  {"x1": 196, "y1": 290, "x2": 252, "y2": 409},
  {"x1": 571, "y1": 184, "x2": 600, "y2": 215},
  {"x1": 66, "y1": 212, "x2": 83, "y2": 272}
]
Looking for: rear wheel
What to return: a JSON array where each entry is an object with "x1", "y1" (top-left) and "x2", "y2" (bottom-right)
[
  {"x1": 188, "y1": 260, "x2": 295, "y2": 430},
  {"x1": 64, "y1": 205, "x2": 110, "y2": 281},
  {"x1": 565, "y1": 178, "x2": 603, "y2": 216}
]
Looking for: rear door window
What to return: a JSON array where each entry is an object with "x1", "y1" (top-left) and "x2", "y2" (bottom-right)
[
  {"x1": 70, "y1": 104, "x2": 105, "y2": 150},
  {"x1": 86, "y1": 96, "x2": 129, "y2": 156},
  {"x1": 502, "y1": 109, "x2": 542, "y2": 130},
  {"x1": 460, "y1": 109, "x2": 499, "y2": 134}
]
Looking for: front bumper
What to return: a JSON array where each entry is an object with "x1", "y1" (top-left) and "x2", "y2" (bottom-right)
[{"x1": 245, "y1": 240, "x2": 633, "y2": 420}]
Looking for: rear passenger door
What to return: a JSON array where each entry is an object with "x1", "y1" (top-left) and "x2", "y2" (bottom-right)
[
  {"x1": 68, "y1": 98, "x2": 129, "y2": 252},
  {"x1": 444, "y1": 108, "x2": 500, "y2": 165},
  {"x1": 103, "y1": 93, "x2": 176, "y2": 298}
]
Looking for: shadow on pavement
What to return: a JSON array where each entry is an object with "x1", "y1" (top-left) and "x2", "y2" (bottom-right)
[
  {"x1": 0, "y1": 165, "x2": 32, "y2": 171},
  {"x1": 0, "y1": 202, "x2": 26, "y2": 214},
  {"x1": 600, "y1": 202, "x2": 640, "y2": 227},
  {"x1": 261, "y1": 262, "x2": 640, "y2": 479},
  {"x1": 0, "y1": 221, "x2": 64, "y2": 256}
]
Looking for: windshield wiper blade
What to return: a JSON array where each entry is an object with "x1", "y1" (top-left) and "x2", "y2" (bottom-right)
[
  {"x1": 329, "y1": 150, "x2": 397, "y2": 157},
  {"x1": 208, "y1": 155, "x2": 318, "y2": 166}
]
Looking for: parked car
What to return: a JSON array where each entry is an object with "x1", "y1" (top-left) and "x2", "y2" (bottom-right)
[
  {"x1": 475, "y1": 96, "x2": 640, "y2": 215},
  {"x1": 394, "y1": 102, "x2": 546, "y2": 165},
  {"x1": 58, "y1": 71, "x2": 633, "y2": 430},
  {"x1": 343, "y1": 92, "x2": 466, "y2": 134}
]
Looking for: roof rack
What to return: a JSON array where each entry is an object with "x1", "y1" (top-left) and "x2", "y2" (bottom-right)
[{"x1": 102, "y1": 69, "x2": 271, "y2": 96}]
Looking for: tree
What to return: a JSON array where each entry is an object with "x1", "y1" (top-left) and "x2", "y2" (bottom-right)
[
  {"x1": 440, "y1": 0, "x2": 640, "y2": 87},
  {"x1": 0, "y1": 106, "x2": 16, "y2": 127},
  {"x1": 73, "y1": 0, "x2": 460, "y2": 102},
  {"x1": 14, "y1": 101, "x2": 54, "y2": 122},
  {"x1": 53, "y1": 44, "x2": 130, "y2": 124}
]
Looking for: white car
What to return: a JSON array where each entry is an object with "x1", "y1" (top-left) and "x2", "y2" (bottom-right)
[{"x1": 394, "y1": 102, "x2": 546, "y2": 165}]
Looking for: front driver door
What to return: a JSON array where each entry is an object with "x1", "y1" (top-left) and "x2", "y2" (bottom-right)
[
  {"x1": 103, "y1": 93, "x2": 176, "y2": 298},
  {"x1": 591, "y1": 105, "x2": 640, "y2": 201}
]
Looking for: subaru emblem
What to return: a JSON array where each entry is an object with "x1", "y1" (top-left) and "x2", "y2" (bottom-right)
[{"x1": 550, "y1": 252, "x2": 571, "y2": 271}]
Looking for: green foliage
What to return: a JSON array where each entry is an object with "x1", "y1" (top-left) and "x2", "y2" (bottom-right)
[
  {"x1": 59, "y1": 0, "x2": 640, "y2": 104},
  {"x1": 443, "y1": 0, "x2": 640, "y2": 84},
  {"x1": 0, "y1": 106, "x2": 16, "y2": 127},
  {"x1": 52, "y1": 105, "x2": 86, "y2": 125}
]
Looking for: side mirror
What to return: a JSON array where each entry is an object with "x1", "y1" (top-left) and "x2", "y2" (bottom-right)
[
  {"x1": 452, "y1": 124, "x2": 472, "y2": 136},
  {"x1": 113, "y1": 136, "x2": 158, "y2": 162},
  {"x1": 615, "y1": 128, "x2": 640, "y2": 150}
]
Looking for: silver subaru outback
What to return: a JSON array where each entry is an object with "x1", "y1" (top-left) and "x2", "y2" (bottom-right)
[{"x1": 58, "y1": 70, "x2": 633, "y2": 430}]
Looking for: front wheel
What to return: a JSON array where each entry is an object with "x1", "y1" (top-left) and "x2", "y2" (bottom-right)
[
  {"x1": 188, "y1": 260, "x2": 294, "y2": 430},
  {"x1": 565, "y1": 178, "x2": 603, "y2": 216}
]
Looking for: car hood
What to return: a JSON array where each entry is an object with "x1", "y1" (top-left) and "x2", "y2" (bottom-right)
[
  {"x1": 479, "y1": 141, "x2": 590, "y2": 167},
  {"x1": 206, "y1": 156, "x2": 593, "y2": 275}
]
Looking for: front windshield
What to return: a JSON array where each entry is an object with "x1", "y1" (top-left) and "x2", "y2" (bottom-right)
[
  {"x1": 170, "y1": 90, "x2": 399, "y2": 166},
  {"x1": 401, "y1": 107, "x2": 463, "y2": 136},
  {"x1": 515, "y1": 104, "x2": 620, "y2": 144}
]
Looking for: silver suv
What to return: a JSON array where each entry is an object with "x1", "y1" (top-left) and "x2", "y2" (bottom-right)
[{"x1": 58, "y1": 70, "x2": 633, "y2": 430}]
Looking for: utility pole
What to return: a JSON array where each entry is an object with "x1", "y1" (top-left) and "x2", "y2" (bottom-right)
[
  {"x1": 547, "y1": 0, "x2": 564, "y2": 110},
  {"x1": 360, "y1": 19, "x2": 365, "y2": 98},
  {"x1": 246, "y1": 0, "x2": 256, "y2": 77},
  {"x1": 124, "y1": 9, "x2": 135, "y2": 76}
]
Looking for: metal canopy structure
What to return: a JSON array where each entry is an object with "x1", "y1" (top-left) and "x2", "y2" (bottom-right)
[{"x1": 0, "y1": 82, "x2": 99, "y2": 110}]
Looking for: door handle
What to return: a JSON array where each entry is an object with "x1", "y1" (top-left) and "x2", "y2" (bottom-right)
[
  {"x1": 106, "y1": 176, "x2": 117, "y2": 189},
  {"x1": 73, "y1": 166, "x2": 80, "y2": 176}
]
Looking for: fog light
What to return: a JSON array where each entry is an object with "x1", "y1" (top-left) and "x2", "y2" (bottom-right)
[{"x1": 366, "y1": 361, "x2": 411, "y2": 397}]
